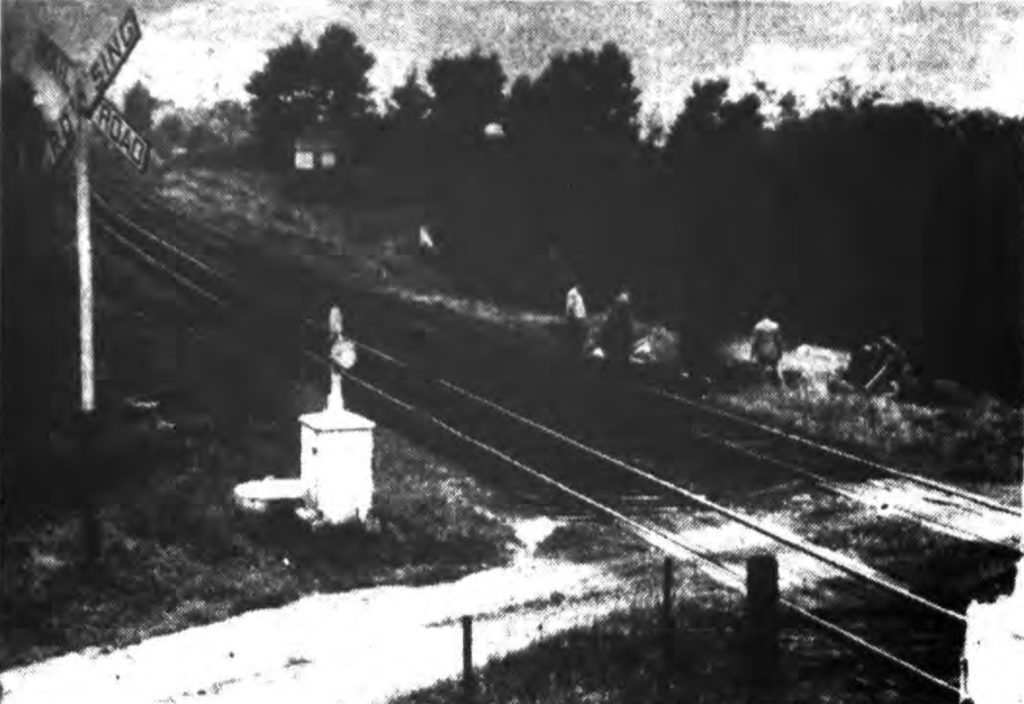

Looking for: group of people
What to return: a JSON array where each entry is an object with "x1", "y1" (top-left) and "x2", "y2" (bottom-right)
[
  {"x1": 564, "y1": 279, "x2": 786, "y2": 386},
  {"x1": 564, "y1": 281, "x2": 635, "y2": 370}
]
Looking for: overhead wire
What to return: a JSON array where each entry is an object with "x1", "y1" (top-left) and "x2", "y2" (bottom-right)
[
  {"x1": 96, "y1": 195, "x2": 962, "y2": 697},
  {"x1": 93, "y1": 217, "x2": 226, "y2": 307},
  {"x1": 414, "y1": 369, "x2": 967, "y2": 624},
  {"x1": 92, "y1": 186, "x2": 971, "y2": 625},
  {"x1": 309, "y1": 347, "x2": 963, "y2": 698},
  {"x1": 347, "y1": 334, "x2": 1018, "y2": 554}
]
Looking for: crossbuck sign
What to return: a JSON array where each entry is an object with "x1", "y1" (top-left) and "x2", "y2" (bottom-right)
[
  {"x1": 38, "y1": 7, "x2": 149, "y2": 172},
  {"x1": 34, "y1": 6, "x2": 148, "y2": 414}
]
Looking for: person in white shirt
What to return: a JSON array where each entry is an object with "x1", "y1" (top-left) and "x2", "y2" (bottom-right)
[
  {"x1": 418, "y1": 224, "x2": 437, "y2": 255},
  {"x1": 565, "y1": 282, "x2": 588, "y2": 357},
  {"x1": 751, "y1": 315, "x2": 783, "y2": 385}
]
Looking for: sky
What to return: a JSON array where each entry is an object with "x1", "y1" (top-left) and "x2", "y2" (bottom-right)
[{"x1": 7, "y1": 0, "x2": 1024, "y2": 123}]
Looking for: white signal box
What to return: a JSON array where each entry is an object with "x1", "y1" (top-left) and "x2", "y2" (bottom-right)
[
  {"x1": 298, "y1": 305, "x2": 375, "y2": 525},
  {"x1": 299, "y1": 408, "x2": 375, "y2": 525}
]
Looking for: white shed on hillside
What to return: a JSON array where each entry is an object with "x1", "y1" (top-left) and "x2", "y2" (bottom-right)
[{"x1": 294, "y1": 127, "x2": 349, "y2": 171}]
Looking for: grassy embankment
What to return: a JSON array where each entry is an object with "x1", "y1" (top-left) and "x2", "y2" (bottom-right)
[
  {"x1": 1, "y1": 428, "x2": 516, "y2": 669},
  {"x1": 0, "y1": 213, "x2": 517, "y2": 668},
  {"x1": 59, "y1": 162, "x2": 1013, "y2": 701},
  {"x1": 164, "y1": 165, "x2": 1022, "y2": 494}
]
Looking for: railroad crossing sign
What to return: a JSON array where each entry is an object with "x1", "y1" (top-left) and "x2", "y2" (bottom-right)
[
  {"x1": 38, "y1": 7, "x2": 149, "y2": 172},
  {"x1": 33, "y1": 6, "x2": 148, "y2": 414}
]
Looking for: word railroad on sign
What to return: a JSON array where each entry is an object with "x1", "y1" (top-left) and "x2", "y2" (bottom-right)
[
  {"x1": 36, "y1": 31, "x2": 78, "y2": 100},
  {"x1": 36, "y1": 31, "x2": 82, "y2": 166},
  {"x1": 45, "y1": 107, "x2": 79, "y2": 168},
  {"x1": 91, "y1": 98, "x2": 150, "y2": 172}
]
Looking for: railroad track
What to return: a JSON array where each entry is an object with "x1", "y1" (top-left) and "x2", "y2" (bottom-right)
[
  {"x1": 88, "y1": 164, "x2": 1021, "y2": 697},
  {"x1": 95, "y1": 168, "x2": 1021, "y2": 544}
]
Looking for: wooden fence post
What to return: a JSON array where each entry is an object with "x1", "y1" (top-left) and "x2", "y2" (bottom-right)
[
  {"x1": 746, "y1": 553, "x2": 781, "y2": 695},
  {"x1": 76, "y1": 411, "x2": 103, "y2": 573},
  {"x1": 661, "y1": 556, "x2": 676, "y2": 700},
  {"x1": 462, "y1": 615, "x2": 474, "y2": 703}
]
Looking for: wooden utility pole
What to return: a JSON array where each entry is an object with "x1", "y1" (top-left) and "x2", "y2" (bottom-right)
[
  {"x1": 745, "y1": 553, "x2": 781, "y2": 698},
  {"x1": 661, "y1": 557, "x2": 676, "y2": 702},
  {"x1": 461, "y1": 615, "x2": 475, "y2": 703},
  {"x1": 74, "y1": 111, "x2": 102, "y2": 570},
  {"x1": 76, "y1": 113, "x2": 95, "y2": 413}
]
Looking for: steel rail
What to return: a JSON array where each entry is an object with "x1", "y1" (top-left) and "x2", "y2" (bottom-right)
[
  {"x1": 95, "y1": 186, "x2": 976, "y2": 626},
  {"x1": 643, "y1": 384, "x2": 1018, "y2": 516},
  {"x1": 99, "y1": 207, "x2": 962, "y2": 698}
]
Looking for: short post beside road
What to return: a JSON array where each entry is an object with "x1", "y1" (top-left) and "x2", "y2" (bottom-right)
[
  {"x1": 74, "y1": 411, "x2": 103, "y2": 570},
  {"x1": 462, "y1": 615, "x2": 474, "y2": 703},
  {"x1": 661, "y1": 556, "x2": 676, "y2": 700},
  {"x1": 745, "y1": 553, "x2": 781, "y2": 696}
]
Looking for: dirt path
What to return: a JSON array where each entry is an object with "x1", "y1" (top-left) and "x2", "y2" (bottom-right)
[
  {"x1": 0, "y1": 554, "x2": 623, "y2": 704},
  {"x1": 4, "y1": 486, "x2": 1009, "y2": 703}
]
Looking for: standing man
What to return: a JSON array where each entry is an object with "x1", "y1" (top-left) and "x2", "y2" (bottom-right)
[
  {"x1": 565, "y1": 280, "x2": 588, "y2": 358},
  {"x1": 418, "y1": 223, "x2": 437, "y2": 256},
  {"x1": 602, "y1": 286, "x2": 635, "y2": 373},
  {"x1": 751, "y1": 314, "x2": 783, "y2": 385}
]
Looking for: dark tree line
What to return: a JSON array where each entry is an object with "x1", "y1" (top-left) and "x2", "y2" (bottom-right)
[
  {"x1": 242, "y1": 26, "x2": 1021, "y2": 398},
  {"x1": 381, "y1": 53, "x2": 1022, "y2": 399},
  {"x1": 4, "y1": 26, "x2": 1016, "y2": 477}
]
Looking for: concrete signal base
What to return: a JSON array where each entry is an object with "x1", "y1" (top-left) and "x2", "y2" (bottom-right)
[{"x1": 299, "y1": 408, "x2": 376, "y2": 525}]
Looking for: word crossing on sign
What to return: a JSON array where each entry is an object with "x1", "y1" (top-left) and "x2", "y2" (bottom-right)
[
  {"x1": 35, "y1": 32, "x2": 79, "y2": 102},
  {"x1": 82, "y1": 8, "x2": 141, "y2": 116},
  {"x1": 91, "y1": 98, "x2": 150, "y2": 172},
  {"x1": 44, "y1": 104, "x2": 79, "y2": 168}
]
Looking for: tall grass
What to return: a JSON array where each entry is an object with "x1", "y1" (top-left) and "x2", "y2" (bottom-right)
[
  {"x1": 715, "y1": 383, "x2": 1022, "y2": 485},
  {"x1": 1, "y1": 428, "x2": 515, "y2": 668},
  {"x1": 391, "y1": 560, "x2": 944, "y2": 704}
]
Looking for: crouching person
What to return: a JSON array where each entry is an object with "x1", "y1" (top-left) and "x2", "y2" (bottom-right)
[{"x1": 751, "y1": 315, "x2": 783, "y2": 385}]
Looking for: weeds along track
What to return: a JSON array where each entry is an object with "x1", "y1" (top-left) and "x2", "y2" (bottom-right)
[
  {"x1": 92, "y1": 174, "x2": 1020, "y2": 565},
  {"x1": 95, "y1": 171, "x2": 1021, "y2": 543},
  {"x1": 640, "y1": 382, "x2": 1019, "y2": 515},
  {"x1": 90, "y1": 177, "x2": 975, "y2": 698},
  {"x1": 89, "y1": 170, "x2": 1021, "y2": 695}
]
